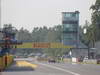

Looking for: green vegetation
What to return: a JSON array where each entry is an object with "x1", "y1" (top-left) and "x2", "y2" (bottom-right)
[{"x1": 81, "y1": 0, "x2": 100, "y2": 48}]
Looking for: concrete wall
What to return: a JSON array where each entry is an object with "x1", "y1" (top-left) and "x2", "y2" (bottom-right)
[
  {"x1": 71, "y1": 48, "x2": 88, "y2": 58},
  {"x1": 95, "y1": 41, "x2": 100, "y2": 55}
]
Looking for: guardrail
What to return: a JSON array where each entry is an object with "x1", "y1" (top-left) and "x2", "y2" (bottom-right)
[{"x1": 0, "y1": 54, "x2": 13, "y2": 71}]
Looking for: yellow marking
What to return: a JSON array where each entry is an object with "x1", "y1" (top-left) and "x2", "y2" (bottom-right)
[
  {"x1": 50, "y1": 43, "x2": 73, "y2": 48},
  {"x1": 17, "y1": 42, "x2": 73, "y2": 48},
  {"x1": 16, "y1": 61, "x2": 37, "y2": 69},
  {"x1": 17, "y1": 43, "x2": 33, "y2": 48}
]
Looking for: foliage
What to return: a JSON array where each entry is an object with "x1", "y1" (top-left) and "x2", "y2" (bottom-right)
[
  {"x1": 81, "y1": 21, "x2": 97, "y2": 47},
  {"x1": 16, "y1": 27, "x2": 32, "y2": 42},
  {"x1": 90, "y1": 0, "x2": 100, "y2": 41},
  {"x1": 81, "y1": 0, "x2": 100, "y2": 48}
]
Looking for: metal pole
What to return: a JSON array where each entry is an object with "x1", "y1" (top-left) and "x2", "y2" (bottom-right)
[
  {"x1": 0, "y1": 0, "x2": 1, "y2": 29},
  {"x1": 88, "y1": 41, "x2": 90, "y2": 59},
  {"x1": 88, "y1": 46, "x2": 90, "y2": 59},
  {"x1": 76, "y1": 11, "x2": 80, "y2": 48}
]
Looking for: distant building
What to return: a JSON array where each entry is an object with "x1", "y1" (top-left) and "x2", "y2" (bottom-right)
[
  {"x1": 62, "y1": 11, "x2": 79, "y2": 48},
  {"x1": 62, "y1": 11, "x2": 91, "y2": 58}
]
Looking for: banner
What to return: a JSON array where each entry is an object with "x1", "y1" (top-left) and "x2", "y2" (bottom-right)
[{"x1": 17, "y1": 42, "x2": 73, "y2": 48}]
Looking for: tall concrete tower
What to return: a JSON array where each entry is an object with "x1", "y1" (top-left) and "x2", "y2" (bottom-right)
[{"x1": 62, "y1": 11, "x2": 80, "y2": 48}]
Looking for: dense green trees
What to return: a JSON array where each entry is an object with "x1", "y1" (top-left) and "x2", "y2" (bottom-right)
[
  {"x1": 16, "y1": 27, "x2": 33, "y2": 42},
  {"x1": 90, "y1": 0, "x2": 100, "y2": 41},
  {"x1": 81, "y1": 0, "x2": 100, "y2": 48}
]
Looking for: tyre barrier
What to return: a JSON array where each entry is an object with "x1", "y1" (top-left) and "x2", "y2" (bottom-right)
[{"x1": 0, "y1": 54, "x2": 13, "y2": 71}]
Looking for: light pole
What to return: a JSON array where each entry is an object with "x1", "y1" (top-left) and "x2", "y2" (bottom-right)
[
  {"x1": 0, "y1": 0, "x2": 1, "y2": 29},
  {"x1": 83, "y1": 28, "x2": 90, "y2": 59}
]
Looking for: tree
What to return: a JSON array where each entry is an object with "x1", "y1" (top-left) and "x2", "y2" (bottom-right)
[
  {"x1": 81, "y1": 0, "x2": 100, "y2": 47},
  {"x1": 90, "y1": 0, "x2": 100, "y2": 41},
  {"x1": 31, "y1": 26, "x2": 48, "y2": 42},
  {"x1": 81, "y1": 21, "x2": 96, "y2": 47},
  {"x1": 16, "y1": 27, "x2": 32, "y2": 42}
]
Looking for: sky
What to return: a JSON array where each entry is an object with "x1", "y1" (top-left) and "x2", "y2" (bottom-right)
[{"x1": 1, "y1": 0, "x2": 96, "y2": 31}]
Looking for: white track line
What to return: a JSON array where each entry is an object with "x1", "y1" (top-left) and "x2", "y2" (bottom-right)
[{"x1": 38, "y1": 63, "x2": 80, "y2": 75}]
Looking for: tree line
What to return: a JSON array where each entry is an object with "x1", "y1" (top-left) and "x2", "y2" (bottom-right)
[{"x1": 16, "y1": 25, "x2": 62, "y2": 43}]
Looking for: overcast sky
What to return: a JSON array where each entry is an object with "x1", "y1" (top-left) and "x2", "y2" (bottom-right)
[{"x1": 1, "y1": 0, "x2": 95, "y2": 31}]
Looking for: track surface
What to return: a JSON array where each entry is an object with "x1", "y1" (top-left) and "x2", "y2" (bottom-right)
[{"x1": 1, "y1": 58, "x2": 100, "y2": 75}]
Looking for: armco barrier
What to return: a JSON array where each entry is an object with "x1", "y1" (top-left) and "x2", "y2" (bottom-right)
[
  {"x1": 63, "y1": 58, "x2": 71, "y2": 62},
  {"x1": 3, "y1": 56, "x2": 7, "y2": 68},
  {"x1": 0, "y1": 56, "x2": 5, "y2": 71},
  {"x1": 8, "y1": 55, "x2": 13, "y2": 66},
  {"x1": 0, "y1": 54, "x2": 14, "y2": 71},
  {"x1": 5, "y1": 54, "x2": 13, "y2": 67},
  {"x1": 83, "y1": 59, "x2": 97, "y2": 64}
]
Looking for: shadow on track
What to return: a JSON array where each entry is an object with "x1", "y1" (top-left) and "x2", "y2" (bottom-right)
[{"x1": 4, "y1": 62, "x2": 35, "y2": 72}]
